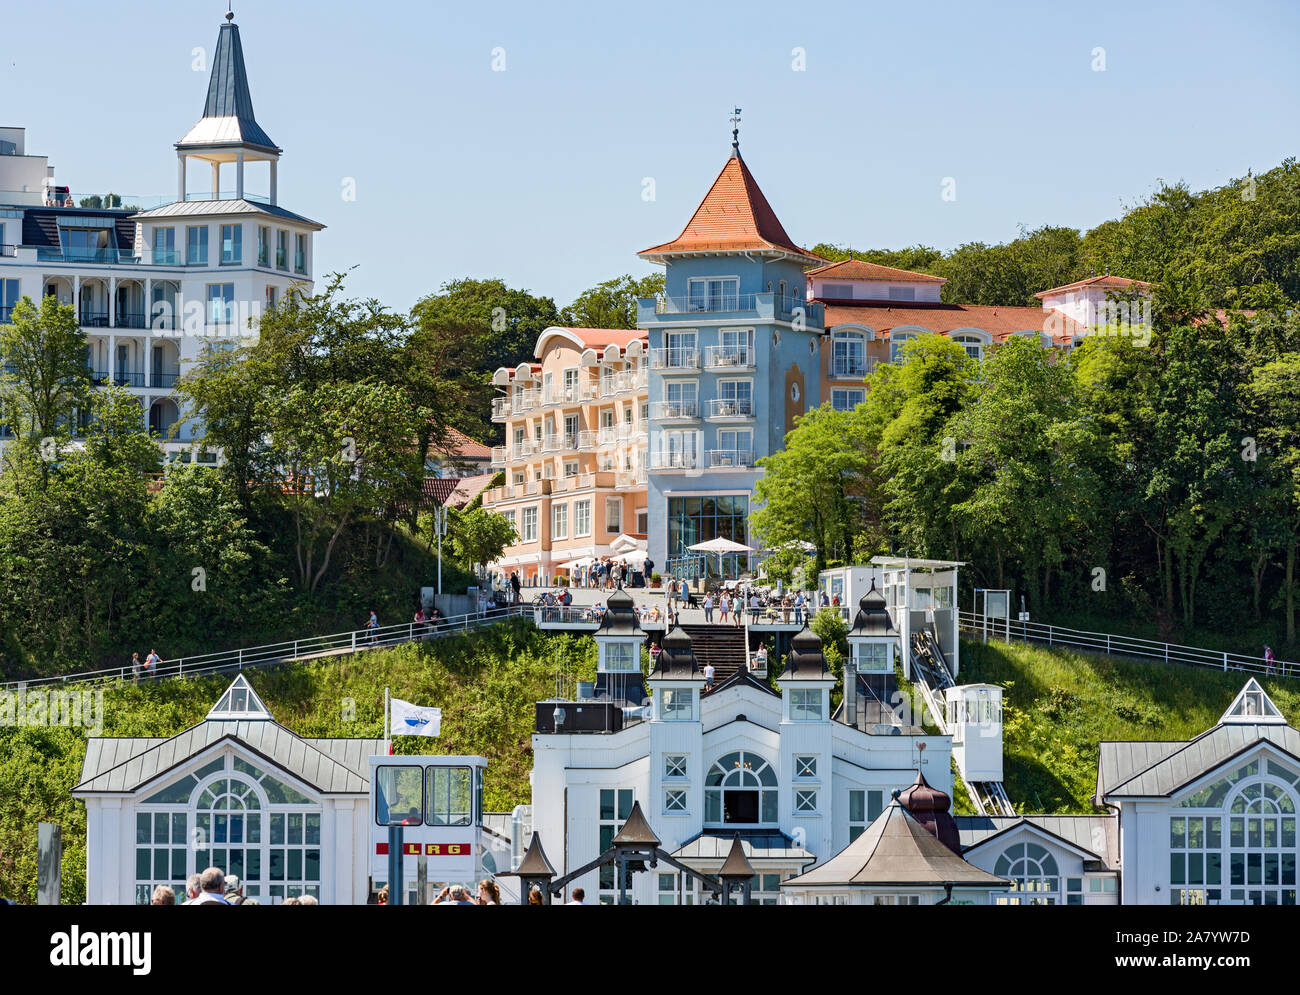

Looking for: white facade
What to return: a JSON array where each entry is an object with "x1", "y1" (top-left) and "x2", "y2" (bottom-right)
[{"x1": 530, "y1": 658, "x2": 950, "y2": 904}]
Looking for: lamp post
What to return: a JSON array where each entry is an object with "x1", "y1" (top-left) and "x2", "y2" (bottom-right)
[{"x1": 432, "y1": 503, "x2": 449, "y2": 596}]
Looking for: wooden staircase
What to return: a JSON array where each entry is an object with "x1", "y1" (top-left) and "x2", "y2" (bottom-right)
[{"x1": 680, "y1": 624, "x2": 749, "y2": 688}]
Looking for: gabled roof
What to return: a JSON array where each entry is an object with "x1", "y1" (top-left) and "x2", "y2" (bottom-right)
[
  {"x1": 825, "y1": 301, "x2": 1086, "y2": 344},
  {"x1": 1034, "y1": 275, "x2": 1152, "y2": 299},
  {"x1": 807, "y1": 258, "x2": 946, "y2": 284},
  {"x1": 957, "y1": 815, "x2": 1120, "y2": 871},
  {"x1": 430, "y1": 428, "x2": 492, "y2": 462},
  {"x1": 1220, "y1": 678, "x2": 1287, "y2": 725},
  {"x1": 783, "y1": 798, "x2": 1007, "y2": 889},
  {"x1": 73, "y1": 675, "x2": 381, "y2": 795},
  {"x1": 639, "y1": 154, "x2": 822, "y2": 264},
  {"x1": 177, "y1": 15, "x2": 280, "y2": 154}
]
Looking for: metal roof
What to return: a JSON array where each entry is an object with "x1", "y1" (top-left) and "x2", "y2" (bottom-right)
[
  {"x1": 672, "y1": 830, "x2": 814, "y2": 864},
  {"x1": 783, "y1": 800, "x2": 1007, "y2": 889},
  {"x1": 130, "y1": 198, "x2": 324, "y2": 229},
  {"x1": 1100, "y1": 724, "x2": 1300, "y2": 800},
  {"x1": 957, "y1": 815, "x2": 1120, "y2": 870},
  {"x1": 176, "y1": 17, "x2": 279, "y2": 154}
]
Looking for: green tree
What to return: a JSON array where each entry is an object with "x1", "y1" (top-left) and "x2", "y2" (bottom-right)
[
  {"x1": 448, "y1": 505, "x2": 517, "y2": 574},
  {"x1": 0, "y1": 295, "x2": 89, "y2": 448},
  {"x1": 559, "y1": 273, "x2": 664, "y2": 329},
  {"x1": 753, "y1": 405, "x2": 867, "y2": 576}
]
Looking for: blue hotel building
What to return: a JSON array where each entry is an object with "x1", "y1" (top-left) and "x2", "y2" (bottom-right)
[{"x1": 636, "y1": 137, "x2": 825, "y2": 578}]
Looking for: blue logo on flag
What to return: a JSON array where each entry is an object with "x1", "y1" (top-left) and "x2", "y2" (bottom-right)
[{"x1": 404, "y1": 715, "x2": 429, "y2": 728}]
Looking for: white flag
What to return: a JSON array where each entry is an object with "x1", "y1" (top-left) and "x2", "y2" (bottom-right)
[{"x1": 390, "y1": 698, "x2": 441, "y2": 737}]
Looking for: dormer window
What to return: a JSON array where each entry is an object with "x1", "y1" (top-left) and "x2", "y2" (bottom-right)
[
  {"x1": 657, "y1": 687, "x2": 696, "y2": 721},
  {"x1": 604, "y1": 642, "x2": 638, "y2": 672},
  {"x1": 887, "y1": 287, "x2": 915, "y2": 301},
  {"x1": 789, "y1": 688, "x2": 824, "y2": 721}
]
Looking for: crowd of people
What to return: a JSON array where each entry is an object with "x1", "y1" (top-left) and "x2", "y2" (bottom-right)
[
  {"x1": 148, "y1": 866, "x2": 317, "y2": 906},
  {"x1": 664, "y1": 577, "x2": 835, "y2": 627}
]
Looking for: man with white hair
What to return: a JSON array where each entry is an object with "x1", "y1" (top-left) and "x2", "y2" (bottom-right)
[
  {"x1": 182, "y1": 873, "x2": 202, "y2": 904},
  {"x1": 186, "y1": 866, "x2": 229, "y2": 905}
]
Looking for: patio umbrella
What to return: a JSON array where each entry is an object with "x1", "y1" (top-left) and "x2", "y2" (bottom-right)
[{"x1": 688, "y1": 537, "x2": 756, "y2": 578}]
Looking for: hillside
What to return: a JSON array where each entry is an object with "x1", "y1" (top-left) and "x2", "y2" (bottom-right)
[
  {"x1": 0, "y1": 620, "x2": 593, "y2": 904},
  {"x1": 958, "y1": 639, "x2": 1300, "y2": 814}
]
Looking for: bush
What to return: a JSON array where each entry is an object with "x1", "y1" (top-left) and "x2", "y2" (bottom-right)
[{"x1": 650, "y1": 572, "x2": 662, "y2": 586}]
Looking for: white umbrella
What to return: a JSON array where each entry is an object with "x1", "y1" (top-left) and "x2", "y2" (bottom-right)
[
  {"x1": 557, "y1": 556, "x2": 594, "y2": 570},
  {"x1": 688, "y1": 537, "x2": 755, "y2": 578}
]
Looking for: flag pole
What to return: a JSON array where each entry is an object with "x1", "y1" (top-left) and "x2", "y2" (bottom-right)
[{"x1": 384, "y1": 686, "x2": 390, "y2": 755}]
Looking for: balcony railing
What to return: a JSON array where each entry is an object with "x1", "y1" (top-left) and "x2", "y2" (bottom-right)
[
  {"x1": 649, "y1": 347, "x2": 700, "y2": 370},
  {"x1": 79, "y1": 311, "x2": 110, "y2": 328},
  {"x1": 544, "y1": 383, "x2": 597, "y2": 407},
  {"x1": 705, "y1": 449, "x2": 752, "y2": 468},
  {"x1": 649, "y1": 401, "x2": 699, "y2": 421},
  {"x1": 704, "y1": 346, "x2": 754, "y2": 370},
  {"x1": 830, "y1": 357, "x2": 875, "y2": 379},
  {"x1": 115, "y1": 312, "x2": 148, "y2": 330},
  {"x1": 491, "y1": 397, "x2": 511, "y2": 421},
  {"x1": 649, "y1": 450, "x2": 699, "y2": 470},
  {"x1": 34, "y1": 246, "x2": 186, "y2": 267},
  {"x1": 513, "y1": 389, "x2": 539, "y2": 413},
  {"x1": 0, "y1": 244, "x2": 16, "y2": 257},
  {"x1": 542, "y1": 433, "x2": 579, "y2": 453},
  {"x1": 152, "y1": 371, "x2": 180, "y2": 388},
  {"x1": 706, "y1": 398, "x2": 754, "y2": 419}
]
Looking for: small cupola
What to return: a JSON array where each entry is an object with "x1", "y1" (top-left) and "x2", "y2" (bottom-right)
[
  {"x1": 648, "y1": 626, "x2": 703, "y2": 722},
  {"x1": 594, "y1": 586, "x2": 646, "y2": 703},
  {"x1": 898, "y1": 769, "x2": 962, "y2": 854},
  {"x1": 778, "y1": 625, "x2": 835, "y2": 722}
]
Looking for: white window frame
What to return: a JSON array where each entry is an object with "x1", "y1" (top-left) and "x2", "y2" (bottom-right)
[
  {"x1": 574, "y1": 499, "x2": 591, "y2": 537},
  {"x1": 551, "y1": 502, "x2": 568, "y2": 540},
  {"x1": 686, "y1": 276, "x2": 739, "y2": 312},
  {"x1": 794, "y1": 789, "x2": 818, "y2": 813},
  {"x1": 794, "y1": 756, "x2": 817, "y2": 778},
  {"x1": 605, "y1": 496, "x2": 621, "y2": 535},
  {"x1": 521, "y1": 506, "x2": 538, "y2": 543},
  {"x1": 664, "y1": 789, "x2": 688, "y2": 814},
  {"x1": 664, "y1": 754, "x2": 688, "y2": 779}
]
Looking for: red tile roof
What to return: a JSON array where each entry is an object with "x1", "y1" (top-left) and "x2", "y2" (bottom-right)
[
  {"x1": 639, "y1": 154, "x2": 822, "y2": 263},
  {"x1": 825, "y1": 300, "x2": 1087, "y2": 344},
  {"x1": 807, "y1": 258, "x2": 945, "y2": 284},
  {"x1": 420, "y1": 472, "x2": 498, "y2": 510},
  {"x1": 1034, "y1": 275, "x2": 1152, "y2": 299},
  {"x1": 431, "y1": 428, "x2": 492, "y2": 461}
]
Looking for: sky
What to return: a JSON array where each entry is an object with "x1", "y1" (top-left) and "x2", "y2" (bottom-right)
[{"x1": 4, "y1": 0, "x2": 1298, "y2": 313}]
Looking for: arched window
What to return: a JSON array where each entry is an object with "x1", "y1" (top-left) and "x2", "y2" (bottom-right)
[
  {"x1": 995, "y1": 842, "x2": 1060, "y2": 904},
  {"x1": 889, "y1": 331, "x2": 916, "y2": 365},
  {"x1": 951, "y1": 333, "x2": 985, "y2": 361},
  {"x1": 831, "y1": 329, "x2": 866, "y2": 378},
  {"x1": 1171, "y1": 759, "x2": 1300, "y2": 905},
  {"x1": 705, "y1": 751, "x2": 778, "y2": 826}
]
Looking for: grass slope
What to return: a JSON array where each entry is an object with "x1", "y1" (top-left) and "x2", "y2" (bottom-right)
[
  {"x1": 0, "y1": 620, "x2": 593, "y2": 904},
  {"x1": 959, "y1": 639, "x2": 1300, "y2": 814}
]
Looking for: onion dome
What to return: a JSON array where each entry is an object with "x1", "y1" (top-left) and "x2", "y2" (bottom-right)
[
  {"x1": 898, "y1": 770, "x2": 962, "y2": 854},
  {"x1": 849, "y1": 581, "x2": 896, "y2": 638}
]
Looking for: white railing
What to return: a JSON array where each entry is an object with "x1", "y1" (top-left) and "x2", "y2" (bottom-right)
[
  {"x1": 706, "y1": 398, "x2": 754, "y2": 419},
  {"x1": 957, "y1": 610, "x2": 1297, "y2": 678},
  {"x1": 649, "y1": 450, "x2": 699, "y2": 470},
  {"x1": 576, "y1": 430, "x2": 598, "y2": 450},
  {"x1": 650, "y1": 401, "x2": 699, "y2": 420},
  {"x1": 491, "y1": 445, "x2": 507, "y2": 466},
  {"x1": 2, "y1": 605, "x2": 529, "y2": 690},
  {"x1": 491, "y1": 397, "x2": 512, "y2": 420},
  {"x1": 705, "y1": 449, "x2": 753, "y2": 468},
  {"x1": 650, "y1": 347, "x2": 700, "y2": 370},
  {"x1": 513, "y1": 389, "x2": 539, "y2": 413},
  {"x1": 704, "y1": 345, "x2": 754, "y2": 369}
]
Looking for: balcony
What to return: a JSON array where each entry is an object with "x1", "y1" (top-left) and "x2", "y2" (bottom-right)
[
  {"x1": 35, "y1": 246, "x2": 186, "y2": 267},
  {"x1": 597, "y1": 424, "x2": 640, "y2": 445},
  {"x1": 617, "y1": 368, "x2": 647, "y2": 393},
  {"x1": 491, "y1": 397, "x2": 512, "y2": 421},
  {"x1": 830, "y1": 357, "x2": 876, "y2": 379},
  {"x1": 649, "y1": 347, "x2": 700, "y2": 371},
  {"x1": 79, "y1": 311, "x2": 110, "y2": 328},
  {"x1": 706, "y1": 398, "x2": 754, "y2": 420},
  {"x1": 513, "y1": 389, "x2": 539, "y2": 414},
  {"x1": 704, "y1": 345, "x2": 754, "y2": 371},
  {"x1": 649, "y1": 401, "x2": 699, "y2": 421},
  {"x1": 649, "y1": 450, "x2": 699, "y2": 470},
  {"x1": 705, "y1": 449, "x2": 753, "y2": 468},
  {"x1": 577, "y1": 430, "x2": 598, "y2": 450},
  {"x1": 639, "y1": 293, "x2": 823, "y2": 329},
  {"x1": 544, "y1": 383, "x2": 597, "y2": 407},
  {"x1": 151, "y1": 371, "x2": 180, "y2": 388},
  {"x1": 115, "y1": 312, "x2": 148, "y2": 330}
]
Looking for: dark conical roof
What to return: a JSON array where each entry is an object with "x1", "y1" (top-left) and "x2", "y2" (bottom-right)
[
  {"x1": 849, "y1": 580, "x2": 896, "y2": 637},
  {"x1": 177, "y1": 16, "x2": 280, "y2": 153},
  {"x1": 718, "y1": 833, "x2": 757, "y2": 880},
  {"x1": 650, "y1": 626, "x2": 703, "y2": 680},
  {"x1": 597, "y1": 587, "x2": 642, "y2": 636},
  {"x1": 779, "y1": 625, "x2": 834, "y2": 681},
  {"x1": 897, "y1": 770, "x2": 962, "y2": 854},
  {"x1": 501, "y1": 832, "x2": 556, "y2": 879},
  {"x1": 611, "y1": 801, "x2": 660, "y2": 848}
]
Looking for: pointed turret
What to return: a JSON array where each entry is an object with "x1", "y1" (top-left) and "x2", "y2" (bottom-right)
[{"x1": 177, "y1": 10, "x2": 280, "y2": 154}]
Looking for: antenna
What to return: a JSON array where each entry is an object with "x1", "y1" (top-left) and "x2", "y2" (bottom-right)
[{"x1": 729, "y1": 107, "x2": 742, "y2": 156}]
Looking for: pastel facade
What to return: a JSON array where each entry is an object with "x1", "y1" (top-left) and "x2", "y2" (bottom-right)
[
  {"x1": 0, "y1": 13, "x2": 320, "y2": 458},
  {"x1": 485, "y1": 326, "x2": 649, "y2": 583}
]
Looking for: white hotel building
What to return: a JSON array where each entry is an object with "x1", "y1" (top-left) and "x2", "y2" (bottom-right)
[{"x1": 0, "y1": 11, "x2": 320, "y2": 456}]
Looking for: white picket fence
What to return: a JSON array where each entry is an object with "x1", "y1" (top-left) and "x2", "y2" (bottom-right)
[
  {"x1": 959, "y1": 610, "x2": 1294, "y2": 679},
  {"x1": 2, "y1": 604, "x2": 529, "y2": 691}
]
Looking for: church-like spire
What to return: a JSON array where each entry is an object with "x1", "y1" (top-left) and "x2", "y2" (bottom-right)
[{"x1": 176, "y1": 10, "x2": 280, "y2": 154}]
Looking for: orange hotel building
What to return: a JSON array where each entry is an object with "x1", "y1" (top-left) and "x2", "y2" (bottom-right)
[{"x1": 483, "y1": 326, "x2": 649, "y2": 584}]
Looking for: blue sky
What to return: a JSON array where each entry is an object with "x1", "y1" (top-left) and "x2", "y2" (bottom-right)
[{"x1": 4, "y1": 0, "x2": 1298, "y2": 312}]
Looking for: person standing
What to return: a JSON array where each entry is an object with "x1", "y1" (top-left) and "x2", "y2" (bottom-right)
[
  {"x1": 1265, "y1": 644, "x2": 1276, "y2": 677},
  {"x1": 794, "y1": 592, "x2": 805, "y2": 626},
  {"x1": 367, "y1": 609, "x2": 379, "y2": 644},
  {"x1": 703, "y1": 662, "x2": 715, "y2": 692},
  {"x1": 144, "y1": 648, "x2": 162, "y2": 678},
  {"x1": 703, "y1": 592, "x2": 714, "y2": 624},
  {"x1": 719, "y1": 592, "x2": 730, "y2": 625},
  {"x1": 185, "y1": 866, "x2": 229, "y2": 905},
  {"x1": 511, "y1": 571, "x2": 522, "y2": 605},
  {"x1": 131, "y1": 652, "x2": 143, "y2": 681},
  {"x1": 566, "y1": 887, "x2": 586, "y2": 905}
]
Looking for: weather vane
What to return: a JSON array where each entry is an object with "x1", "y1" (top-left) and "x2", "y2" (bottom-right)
[{"x1": 730, "y1": 107, "x2": 742, "y2": 155}]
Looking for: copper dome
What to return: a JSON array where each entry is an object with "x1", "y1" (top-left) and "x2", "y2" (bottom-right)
[{"x1": 898, "y1": 770, "x2": 962, "y2": 854}]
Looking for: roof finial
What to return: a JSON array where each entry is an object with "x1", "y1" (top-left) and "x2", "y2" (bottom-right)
[
  {"x1": 729, "y1": 107, "x2": 742, "y2": 157},
  {"x1": 226, "y1": 2, "x2": 234, "y2": 21}
]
